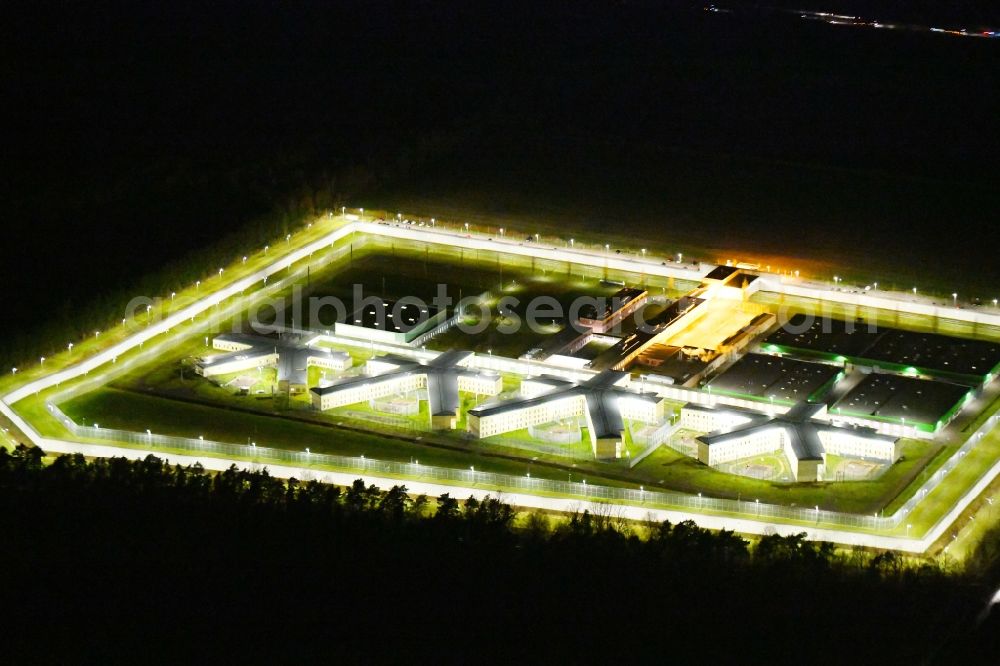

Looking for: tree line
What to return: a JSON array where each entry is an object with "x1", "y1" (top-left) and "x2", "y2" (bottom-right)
[{"x1": 1, "y1": 444, "x2": 998, "y2": 663}]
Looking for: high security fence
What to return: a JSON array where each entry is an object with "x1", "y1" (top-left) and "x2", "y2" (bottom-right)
[
  {"x1": 46, "y1": 401, "x2": 1000, "y2": 534},
  {"x1": 12, "y1": 211, "x2": 1000, "y2": 542}
]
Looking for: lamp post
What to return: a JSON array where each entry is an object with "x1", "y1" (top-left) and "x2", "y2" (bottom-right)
[
  {"x1": 677, "y1": 252, "x2": 683, "y2": 263},
  {"x1": 242, "y1": 256, "x2": 247, "y2": 264},
  {"x1": 286, "y1": 234, "x2": 291, "y2": 244},
  {"x1": 11, "y1": 368, "x2": 16, "y2": 376},
  {"x1": 912, "y1": 286, "x2": 917, "y2": 296},
  {"x1": 569, "y1": 238, "x2": 574, "y2": 247},
  {"x1": 952, "y1": 292, "x2": 958, "y2": 307},
  {"x1": 67, "y1": 342, "x2": 74, "y2": 353},
  {"x1": 171, "y1": 291, "x2": 176, "y2": 303},
  {"x1": 264, "y1": 245, "x2": 269, "y2": 255},
  {"x1": 604, "y1": 243, "x2": 610, "y2": 253},
  {"x1": 360, "y1": 207, "x2": 364, "y2": 218},
  {"x1": 641, "y1": 248, "x2": 646, "y2": 258},
  {"x1": 431, "y1": 217, "x2": 435, "y2": 227},
  {"x1": 833, "y1": 275, "x2": 840, "y2": 287},
  {"x1": 218, "y1": 268, "x2": 224, "y2": 278},
  {"x1": 40, "y1": 357, "x2": 46, "y2": 367},
  {"x1": 196, "y1": 280, "x2": 201, "y2": 291}
]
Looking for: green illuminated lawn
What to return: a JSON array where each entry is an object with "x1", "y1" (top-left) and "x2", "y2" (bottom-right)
[
  {"x1": 8, "y1": 223, "x2": 999, "y2": 545},
  {"x1": 895, "y1": 427, "x2": 1000, "y2": 534},
  {"x1": 56, "y1": 369, "x2": 941, "y2": 516},
  {"x1": 43, "y1": 239, "x2": 968, "y2": 521},
  {"x1": 631, "y1": 438, "x2": 938, "y2": 514}
]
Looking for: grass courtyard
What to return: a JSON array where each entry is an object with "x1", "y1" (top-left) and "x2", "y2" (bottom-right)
[
  {"x1": 52, "y1": 332, "x2": 946, "y2": 516},
  {"x1": 9, "y1": 235, "x2": 996, "y2": 537}
]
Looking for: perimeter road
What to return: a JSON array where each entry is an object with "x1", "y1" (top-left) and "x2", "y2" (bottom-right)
[{"x1": 3, "y1": 214, "x2": 999, "y2": 553}]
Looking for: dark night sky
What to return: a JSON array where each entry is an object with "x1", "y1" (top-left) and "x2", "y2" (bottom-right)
[{"x1": 3, "y1": 1, "x2": 998, "y2": 360}]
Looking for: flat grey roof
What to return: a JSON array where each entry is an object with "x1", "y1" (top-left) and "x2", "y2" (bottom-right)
[
  {"x1": 577, "y1": 286, "x2": 647, "y2": 321},
  {"x1": 344, "y1": 299, "x2": 441, "y2": 333}
]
